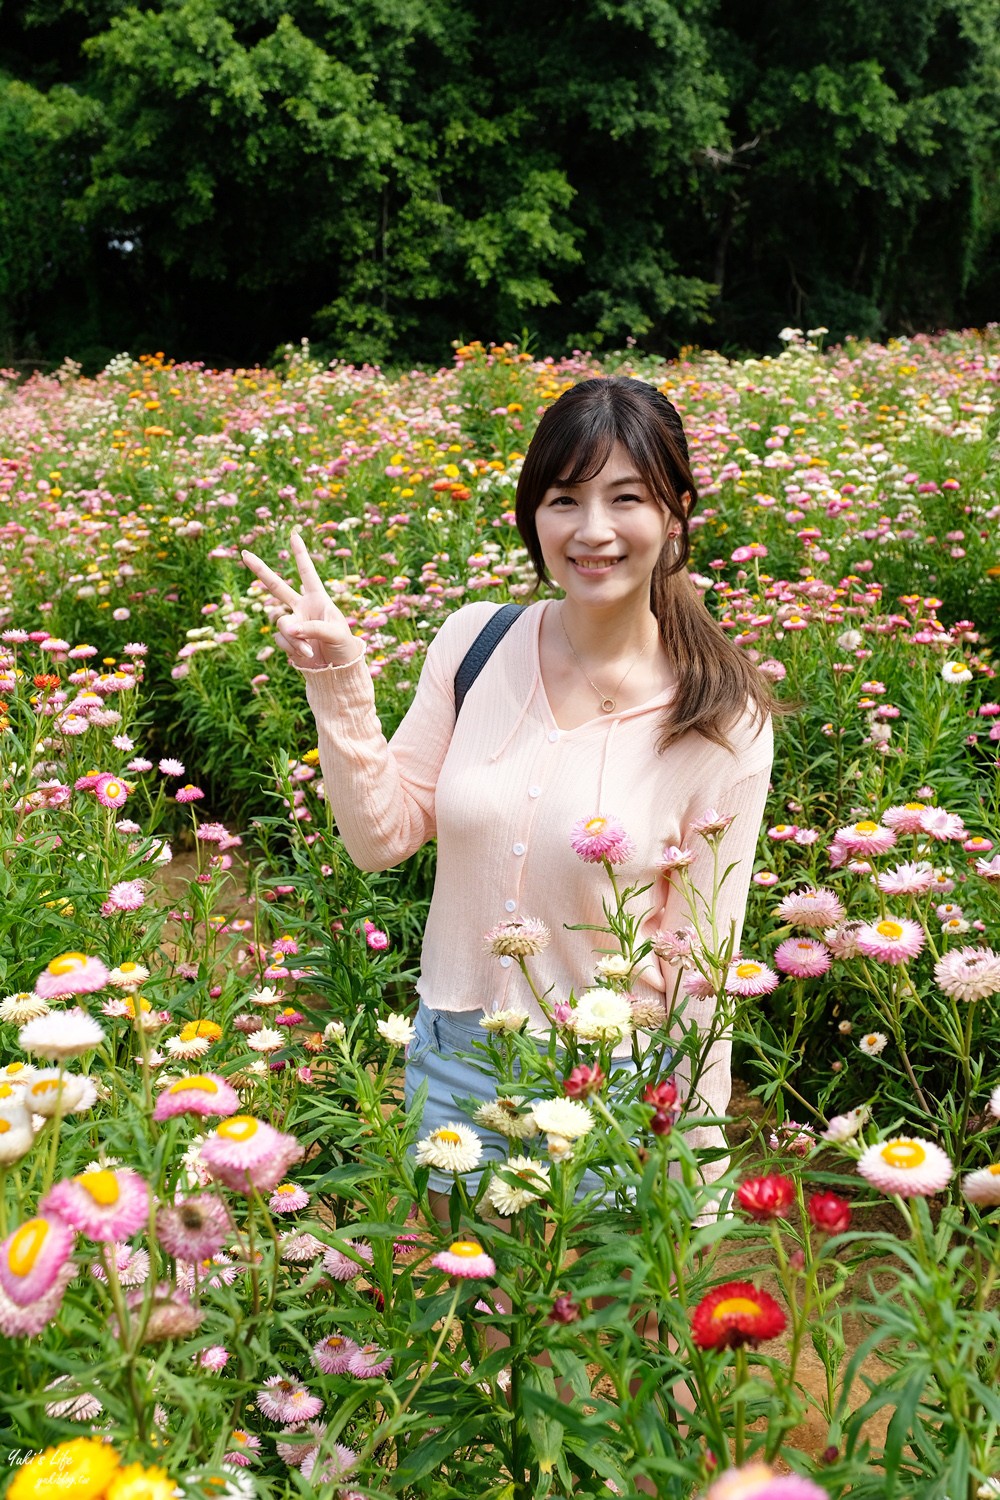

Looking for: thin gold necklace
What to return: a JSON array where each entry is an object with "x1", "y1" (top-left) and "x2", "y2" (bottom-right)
[{"x1": 559, "y1": 606, "x2": 658, "y2": 713}]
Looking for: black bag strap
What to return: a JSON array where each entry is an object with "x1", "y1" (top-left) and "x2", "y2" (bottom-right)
[{"x1": 453, "y1": 602, "x2": 527, "y2": 720}]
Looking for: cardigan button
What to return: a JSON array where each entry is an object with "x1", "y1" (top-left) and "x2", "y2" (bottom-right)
[
  {"x1": 547, "y1": 729, "x2": 560, "y2": 742},
  {"x1": 499, "y1": 956, "x2": 513, "y2": 968},
  {"x1": 512, "y1": 842, "x2": 525, "y2": 855},
  {"x1": 504, "y1": 899, "x2": 516, "y2": 912},
  {"x1": 528, "y1": 785, "x2": 542, "y2": 797}
]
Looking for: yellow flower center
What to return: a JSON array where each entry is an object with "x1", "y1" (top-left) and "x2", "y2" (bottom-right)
[
  {"x1": 8, "y1": 1218, "x2": 50, "y2": 1276},
  {"x1": 102, "y1": 782, "x2": 122, "y2": 798},
  {"x1": 3, "y1": 1064, "x2": 26, "y2": 1077},
  {"x1": 180, "y1": 1019, "x2": 222, "y2": 1041},
  {"x1": 48, "y1": 951, "x2": 88, "y2": 976},
  {"x1": 712, "y1": 1295, "x2": 762, "y2": 1320},
  {"x1": 448, "y1": 1240, "x2": 483, "y2": 1257},
  {"x1": 231, "y1": 1431, "x2": 250, "y2": 1445},
  {"x1": 584, "y1": 817, "x2": 607, "y2": 833},
  {"x1": 904, "y1": 802, "x2": 925, "y2": 812},
  {"x1": 433, "y1": 1129, "x2": 462, "y2": 1145},
  {"x1": 0, "y1": 1121, "x2": 9, "y2": 1135},
  {"x1": 216, "y1": 1115, "x2": 259, "y2": 1141},
  {"x1": 989, "y1": 1164, "x2": 1000, "y2": 1177},
  {"x1": 31, "y1": 1079, "x2": 61, "y2": 1095},
  {"x1": 876, "y1": 921, "x2": 903, "y2": 940},
  {"x1": 76, "y1": 1170, "x2": 120, "y2": 1206},
  {"x1": 735, "y1": 962, "x2": 762, "y2": 979},
  {"x1": 120, "y1": 963, "x2": 139, "y2": 973},
  {"x1": 881, "y1": 1140, "x2": 926, "y2": 1169},
  {"x1": 0, "y1": 1082, "x2": 17, "y2": 1098},
  {"x1": 854, "y1": 821, "x2": 878, "y2": 834},
  {"x1": 864, "y1": 1035, "x2": 879, "y2": 1046},
  {"x1": 275, "y1": 1183, "x2": 297, "y2": 1194},
  {"x1": 169, "y1": 1075, "x2": 218, "y2": 1094}
]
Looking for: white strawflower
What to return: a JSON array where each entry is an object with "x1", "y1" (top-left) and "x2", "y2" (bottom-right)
[
  {"x1": 164, "y1": 1035, "x2": 211, "y2": 1060},
  {"x1": 323, "y1": 1020, "x2": 346, "y2": 1043},
  {"x1": 474, "y1": 1096, "x2": 539, "y2": 1140},
  {"x1": 531, "y1": 1097, "x2": 594, "y2": 1141},
  {"x1": 415, "y1": 1123, "x2": 483, "y2": 1173},
  {"x1": 941, "y1": 661, "x2": 972, "y2": 684},
  {"x1": 571, "y1": 988, "x2": 632, "y2": 1044},
  {"x1": 483, "y1": 1156, "x2": 551, "y2": 1215},
  {"x1": 376, "y1": 1014, "x2": 415, "y2": 1047},
  {"x1": 23, "y1": 1069, "x2": 98, "y2": 1117},
  {"x1": 0, "y1": 992, "x2": 50, "y2": 1025},
  {"x1": 858, "y1": 1031, "x2": 888, "y2": 1057},
  {"x1": 19, "y1": 1007, "x2": 106, "y2": 1060},
  {"x1": 479, "y1": 1008, "x2": 530, "y2": 1035},
  {"x1": 248, "y1": 986, "x2": 281, "y2": 1007},
  {"x1": 246, "y1": 1026, "x2": 284, "y2": 1053},
  {"x1": 107, "y1": 962, "x2": 150, "y2": 990},
  {"x1": 961, "y1": 1164, "x2": 1000, "y2": 1206},
  {"x1": 0, "y1": 1101, "x2": 34, "y2": 1163},
  {"x1": 822, "y1": 1106, "x2": 870, "y2": 1143},
  {"x1": 593, "y1": 954, "x2": 634, "y2": 982},
  {"x1": 934, "y1": 946, "x2": 1000, "y2": 1002}
]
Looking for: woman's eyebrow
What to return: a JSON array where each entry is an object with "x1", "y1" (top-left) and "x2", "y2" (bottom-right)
[{"x1": 551, "y1": 474, "x2": 646, "y2": 488}]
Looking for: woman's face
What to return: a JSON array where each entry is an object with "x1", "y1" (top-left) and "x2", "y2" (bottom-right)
[{"x1": 534, "y1": 439, "x2": 678, "y2": 604}]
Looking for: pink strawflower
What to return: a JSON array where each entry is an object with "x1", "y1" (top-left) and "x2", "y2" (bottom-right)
[
  {"x1": 279, "y1": 1232, "x2": 327, "y2": 1262},
  {"x1": 0, "y1": 1259, "x2": 76, "y2": 1335},
  {"x1": 257, "y1": 1375, "x2": 324, "y2": 1425},
  {"x1": 882, "y1": 802, "x2": 929, "y2": 833},
  {"x1": 103, "y1": 880, "x2": 146, "y2": 913},
  {"x1": 41, "y1": 1168, "x2": 149, "y2": 1242},
  {"x1": 200, "y1": 1115, "x2": 304, "y2": 1194},
  {"x1": 0, "y1": 1215, "x2": 76, "y2": 1306},
  {"x1": 773, "y1": 938, "x2": 832, "y2": 979},
  {"x1": 195, "y1": 1345, "x2": 231, "y2": 1370},
  {"x1": 224, "y1": 1430, "x2": 262, "y2": 1466},
  {"x1": 934, "y1": 946, "x2": 1000, "y2": 1002},
  {"x1": 975, "y1": 854, "x2": 1000, "y2": 882},
  {"x1": 301, "y1": 1444, "x2": 359, "y2": 1486},
  {"x1": 768, "y1": 1121, "x2": 814, "y2": 1157},
  {"x1": 963, "y1": 836, "x2": 994, "y2": 854},
  {"x1": 93, "y1": 773, "x2": 129, "y2": 809},
  {"x1": 920, "y1": 807, "x2": 966, "y2": 841},
  {"x1": 431, "y1": 1239, "x2": 496, "y2": 1278},
  {"x1": 159, "y1": 758, "x2": 185, "y2": 776},
  {"x1": 124, "y1": 1281, "x2": 204, "y2": 1342},
  {"x1": 753, "y1": 871, "x2": 779, "y2": 887},
  {"x1": 876, "y1": 860, "x2": 935, "y2": 896},
  {"x1": 275, "y1": 1421, "x2": 326, "y2": 1468},
  {"x1": 153, "y1": 1072, "x2": 241, "y2": 1120},
  {"x1": 823, "y1": 920, "x2": 866, "y2": 959},
  {"x1": 773, "y1": 887, "x2": 845, "y2": 929},
  {"x1": 855, "y1": 916, "x2": 926, "y2": 964},
  {"x1": 659, "y1": 844, "x2": 695, "y2": 872},
  {"x1": 311, "y1": 1333, "x2": 360, "y2": 1374},
  {"x1": 857, "y1": 1136, "x2": 953, "y2": 1197},
  {"x1": 834, "y1": 820, "x2": 897, "y2": 856},
  {"x1": 347, "y1": 1343, "x2": 393, "y2": 1378},
  {"x1": 176, "y1": 1252, "x2": 238, "y2": 1292},
  {"x1": 43, "y1": 1377, "x2": 104, "y2": 1421},
  {"x1": 322, "y1": 1240, "x2": 374, "y2": 1280},
  {"x1": 725, "y1": 959, "x2": 780, "y2": 996},
  {"x1": 705, "y1": 1462, "x2": 828, "y2": 1499},
  {"x1": 34, "y1": 952, "x2": 110, "y2": 999},
  {"x1": 175, "y1": 784, "x2": 205, "y2": 803},
  {"x1": 268, "y1": 1182, "x2": 310, "y2": 1213},
  {"x1": 689, "y1": 807, "x2": 736, "y2": 839},
  {"x1": 569, "y1": 814, "x2": 636, "y2": 865},
  {"x1": 89, "y1": 1241, "x2": 150, "y2": 1286},
  {"x1": 156, "y1": 1194, "x2": 230, "y2": 1261},
  {"x1": 768, "y1": 824, "x2": 799, "y2": 841}
]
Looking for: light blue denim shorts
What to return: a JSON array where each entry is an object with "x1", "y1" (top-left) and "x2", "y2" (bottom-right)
[{"x1": 403, "y1": 998, "x2": 656, "y2": 1200}]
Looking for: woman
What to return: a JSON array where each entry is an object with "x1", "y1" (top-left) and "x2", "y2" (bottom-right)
[{"x1": 241, "y1": 375, "x2": 777, "y2": 1200}]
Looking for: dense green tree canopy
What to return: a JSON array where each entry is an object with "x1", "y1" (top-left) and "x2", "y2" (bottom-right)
[{"x1": 1, "y1": 0, "x2": 997, "y2": 367}]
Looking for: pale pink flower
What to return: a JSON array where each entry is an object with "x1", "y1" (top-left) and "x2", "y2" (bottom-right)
[
  {"x1": 176, "y1": 1252, "x2": 238, "y2": 1292},
  {"x1": 483, "y1": 917, "x2": 551, "y2": 958},
  {"x1": 224, "y1": 1430, "x2": 262, "y2": 1466},
  {"x1": 322, "y1": 1240, "x2": 374, "y2": 1281},
  {"x1": 705, "y1": 1462, "x2": 828, "y2": 1500},
  {"x1": 0, "y1": 1259, "x2": 75, "y2": 1335},
  {"x1": 882, "y1": 802, "x2": 929, "y2": 833},
  {"x1": 934, "y1": 947, "x2": 1000, "y2": 1002},
  {"x1": 431, "y1": 1239, "x2": 496, "y2": 1278},
  {"x1": 275, "y1": 1421, "x2": 326, "y2": 1468},
  {"x1": 41, "y1": 1168, "x2": 149, "y2": 1243},
  {"x1": 175, "y1": 784, "x2": 205, "y2": 803},
  {"x1": 159, "y1": 758, "x2": 185, "y2": 776},
  {"x1": 920, "y1": 807, "x2": 966, "y2": 841},
  {"x1": 856, "y1": 916, "x2": 925, "y2": 964},
  {"x1": 768, "y1": 1121, "x2": 814, "y2": 1157},
  {"x1": 659, "y1": 844, "x2": 695, "y2": 872},
  {"x1": 103, "y1": 880, "x2": 146, "y2": 913},
  {"x1": 156, "y1": 1194, "x2": 230, "y2": 1261},
  {"x1": 823, "y1": 920, "x2": 866, "y2": 959},
  {"x1": 0, "y1": 1215, "x2": 76, "y2": 1306},
  {"x1": 725, "y1": 959, "x2": 780, "y2": 996},
  {"x1": 257, "y1": 1375, "x2": 324, "y2": 1425},
  {"x1": 124, "y1": 1282, "x2": 205, "y2": 1342},
  {"x1": 89, "y1": 1241, "x2": 150, "y2": 1286},
  {"x1": 773, "y1": 938, "x2": 832, "y2": 979},
  {"x1": 975, "y1": 854, "x2": 1000, "y2": 882},
  {"x1": 773, "y1": 887, "x2": 845, "y2": 929},
  {"x1": 689, "y1": 807, "x2": 735, "y2": 839},
  {"x1": 347, "y1": 1343, "x2": 392, "y2": 1378},
  {"x1": 569, "y1": 814, "x2": 635, "y2": 865},
  {"x1": 43, "y1": 1377, "x2": 104, "y2": 1421},
  {"x1": 153, "y1": 1072, "x2": 241, "y2": 1120},
  {"x1": 268, "y1": 1182, "x2": 310, "y2": 1213},
  {"x1": 34, "y1": 953, "x2": 110, "y2": 999},
  {"x1": 961, "y1": 1165, "x2": 1000, "y2": 1206},
  {"x1": 279, "y1": 1232, "x2": 327, "y2": 1262},
  {"x1": 876, "y1": 860, "x2": 935, "y2": 896},
  {"x1": 200, "y1": 1115, "x2": 304, "y2": 1194},
  {"x1": 195, "y1": 1345, "x2": 231, "y2": 1370},
  {"x1": 857, "y1": 1136, "x2": 953, "y2": 1197},
  {"x1": 834, "y1": 821, "x2": 897, "y2": 856},
  {"x1": 822, "y1": 1106, "x2": 869, "y2": 1143},
  {"x1": 300, "y1": 1444, "x2": 358, "y2": 1486},
  {"x1": 311, "y1": 1333, "x2": 360, "y2": 1373}
]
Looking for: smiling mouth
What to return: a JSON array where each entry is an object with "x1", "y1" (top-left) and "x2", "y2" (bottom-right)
[{"x1": 571, "y1": 557, "x2": 623, "y2": 571}]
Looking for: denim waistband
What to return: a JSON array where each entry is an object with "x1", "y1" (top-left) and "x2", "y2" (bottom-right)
[{"x1": 416, "y1": 998, "x2": 488, "y2": 1044}]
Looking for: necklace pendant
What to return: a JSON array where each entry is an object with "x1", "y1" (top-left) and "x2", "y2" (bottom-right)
[{"x1": 601, "y1": 697, "x2": 616, "y2": 713}]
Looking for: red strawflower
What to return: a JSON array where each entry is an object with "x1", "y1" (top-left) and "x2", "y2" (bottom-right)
[
  {"x1": 644, "y1": 1078, "x2": 679, "y2": 1111},
  {"x1": 736, "y1": 1173, "x2": 796, "y2": 1221},
  {"x1": 807, "y1": 1190, "x2": 852, "y2": 1235},
  {"x1": 563, "y1": 1064, "x2": 605, "y2": 1099},
  {"x1": 690, "y1": 1281, "x2": 786, "y2": 1350},
  {"x1": 549, "y1": 1295, "x2": 579, "y2": 1324}
]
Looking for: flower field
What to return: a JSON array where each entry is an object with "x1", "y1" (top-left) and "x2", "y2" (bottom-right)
[{"x1": 0, "y1": 327, "x2": 999, "y2": 1499}]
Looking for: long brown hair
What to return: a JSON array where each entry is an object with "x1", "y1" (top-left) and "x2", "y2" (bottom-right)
[{"x1": 515, "y1": 374, "x2": 782, "y2": 753}]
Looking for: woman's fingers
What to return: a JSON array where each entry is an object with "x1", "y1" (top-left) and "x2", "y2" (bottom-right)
[
  {"x1": 288, "y1": 528, "x2": 329, "y2": 595},
  {"x1": 240, "y1": 549, "x2": 302, "y2": 610}
]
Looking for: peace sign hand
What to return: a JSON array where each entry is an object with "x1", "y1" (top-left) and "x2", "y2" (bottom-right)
[{"x1": 240, "y1": 529, "x2": 363, "y2": 670}]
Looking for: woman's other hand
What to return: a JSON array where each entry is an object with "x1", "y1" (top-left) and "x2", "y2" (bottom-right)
[{"x1": 240, "y1": 529, "x2": 363, "y2": 670}]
